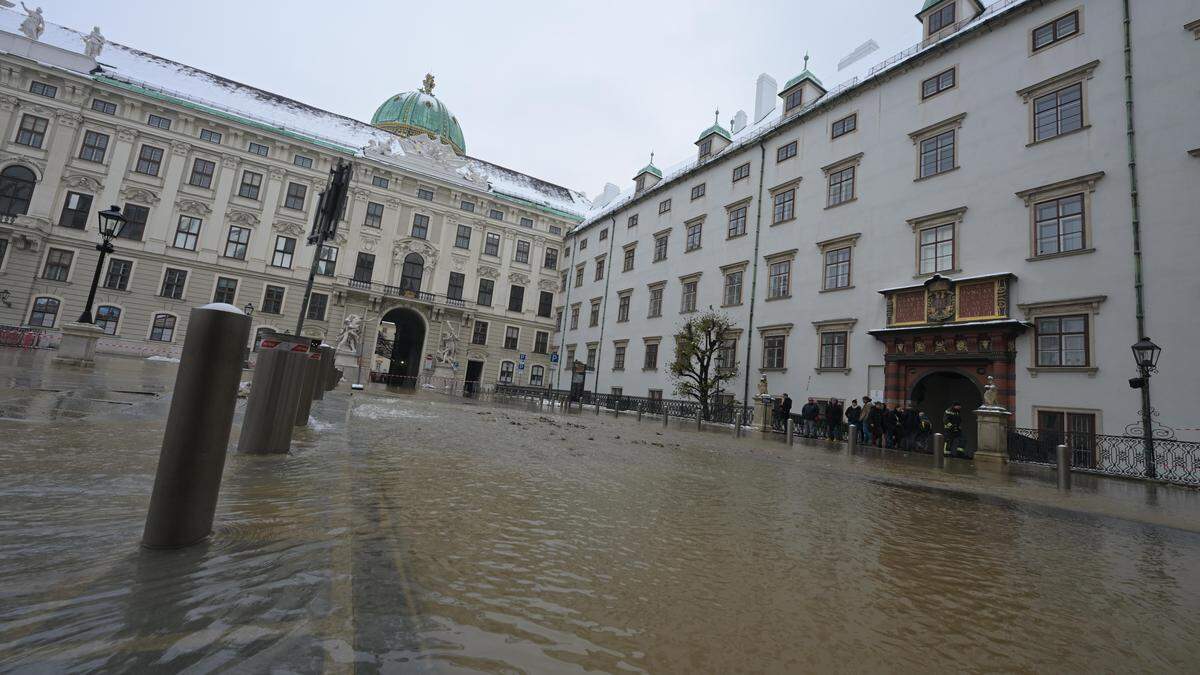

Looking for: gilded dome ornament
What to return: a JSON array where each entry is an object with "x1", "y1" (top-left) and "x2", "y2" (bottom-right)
[{"x1": 370, "y1": 75, "x2": 466, "y2": 155}]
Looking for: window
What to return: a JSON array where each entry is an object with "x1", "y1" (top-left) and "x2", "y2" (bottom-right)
[
  {"x1": 15, "y1": 114, "x2": 47, "y2": 148},
  {"x1": 120, "y1": 204, "x2": 149, "y2": 241},
  {"x1": 173, "y1": 216, "x2": 201, "y2": 250},
  {"x1": 472, "y1": 320, "x2": 489, "y2": 345},
  {"x1": 538, "y1": 291, "x2": 553, "y2": 318},
  {"x1": 716, "y1": 337, "x2": 737, "y2": 371},
  {"x1": 768, "y1": 260, "x2": 791, "y2": 299},
  {"x1": 147, "y1": 114, "x2": 171, "y2": 130},
  {"x1": 543, "y1": 247, "x2": 558, "y2": 270},
  {"x1": 613, "y1": 343, "x2": 627, "y2": 370},
  {"x1": 149, "y1": 314, "x2": 176, "y2": 342},
  {"x1": 534, "y1": 331, "x2": 549, "y2": 354},
  {"x1": 628, "y1": 214, "x2": 639, "y2": 227},
  {"x1": 213, "y1": 276, "x2": 238, "y2": 304},
  {"x1": 441, "y1": 272, "x2": 464, "y2": 301},
  {"x1": 555, "y1": 309, "x2": 563, "y2": 330},
  {"x1": 648, "y1": 286, "x2": 663, "y2": 317},
  {"x1": 574, "y1": 264, "x2": 585, "y2": 287},
  {"x1": 827, "y1": 166, "x2": 855, "y2": 206},
  {"x1": 262, "y1": 285, "x2": 285, "y2": 314},
  {"x1": 820, "y1": 331, "x2": 848, "y2": 369},
  {"x1": 477, "y1": 279, "x2": 494, "y2": 306},
  {"x1": 594, "y1": 255, "x2": 605, "y2": 281},
  {"x1": 135, "y1": 145, "x2": 164, "y2": 176},
  {"x1": 160, "y1": 268, "x2": 187, "y2": 299},
  {"x1": 351, "y1": 201, "x2": 380, "y2": 230},
  {"x1": 623, "y1": 245, "x2": 635, "y2": 272},
  {"x1": 222, "y1": 225, "x2": 250, "y2": 260},
  {"x1": 454, "y1": 224, "x2": 472, "y2": 249},
  {"x1": 1036, "y1": 316, "x2": 1088, "y2": 366},
  {"x1": 680, "y1": 280, "x2": 698, "y2": 313},
  {"x1": 28, "y1": 297, "x2": 59, "y2": 327},
  {"x1": 1033, "y1": 84, "x2": 1083, "y2": 142},
  {"x1": 648, "y1": 388, "x2": 663, "y2": 401},
  {"x1": 589, "y1": 299, "x2": 601, "y2": 327},
  {"x1": 200, "y1": 128, "x2": 222, "y2": 144},
  {"x1": 248, "y1": 142, "x2": 269, "y2": 157},
  {"x1": 484, "y1": 232, "x2": 500, "y2": 256},
  {"x1": 658, "y1": 198, "x2": 671, "y2": 214},
  {"x1": 498, "y1": 361, "x2": 515, "y2": 383},
  {"x1": 654, "y1": 234, "x2": 669, "y2": 262},
  {"x1": 271, "y1": 236, "x2": 296, "y2": 268},
  {"x1": 785, "y1": 89, "x2": 804, "y2": 113},
  {"x1": 1033, "y1": 11, "x2": 1079, "y2": 51},
  {"x1": 686, "y1": 221, "x2": 702, "y2": 251},
  {"x1": 316, "y1": 245, "x2": 338, "y2": 276},
  {"x1": 579, "y1": 238, "x2": 588, "y2": 251},
  {"x1": 306, "y1": 293, "x2": 328, "y2": 321},
  {"x1": 1037, "y1": 410, "x2": 1096, "y2": 458},
  {"x1": 776, "y1": 141, "x2": 797, "y2": 162},
  {"x1": 520, "y1": 217, "x2": 534, "y2": 228},
  {"x1": 59, "y1": 192, "x2": 92, "y2": 229},
  {"x1": 586, "y1": 345, "x2": 597, "y2": 370},
  {"x1": 91, "y1": 99, "x2": 117, "y2": 115},
  {"x1": 42, "y1": 248, "x2": 73, "y2": 281},
  {"x1": 570, "y1": 305, "x2": 580, "y2": 329},
  {"x1": 921, "y1": 68, "x2": 956, "y2": 99},
  {"x1": 762, "y1": 335, "x2": 786, "y2": 369},
  {"x1": 927, "y1": 2, "x2": 955, "y2": 33},
  {"x1": 489, "y1": 208, "x2": 504, "y2": 220},
  {"x1": 354, "y1": 252, "x2": 375, "y2": 283},
  {"x1": 699, "y1": 138, "x2": 712, "y2": 158},
  {"x1": 635, "y1": 176, "x2": 646, "y2": 192},
  {"x1": 508, "y1": 285, "x2": 524, "y2": 312},
  {"x1": 104, "y1": 258, "x2": 132, "y2": 290},
  {"x1": 919, "y1": 130, "x2": 956, "y2": 178},
  {"x1": 188, "y1": 158, "x2": 216, "y2": 189},
  {"x1": 530, "y1": 365, "x2": 545, "y2": 386},
  {"x1": 914, "y1": 224, "x2": 953, "y2": 274},
  {"x1": 460, "y1": 200, "x2": 475, "y2": 212},
  {"x1": 832, "y1": 113, "x2": 857, "y2": 139},
  {"x1": 617, "y1": 292, "x2": 631, "y2": 322},
  {"x1": 773, "y1": 189, "x2": 795, "y2": 223},
  {"x1": 399, "y1": 253, "x2": 424, "y2": 292},
  {"x1": 514, "y1": 240, "x2": 530, "y2": 264},
  {"x1": 0, "y1": 165, "x2": 36, "y2": 215},
  {"x1": 238, "y1": 170, "x2": 262, "y2": 199},
  {"x1": 724, "y1": 270, "x2": 743, "y2": 306},
  {"x1": 549, "y1": 225, "x2": 562, "y2": 235},
  {"x1": 408, "y1": 213, "x2": 429, "y2": 239},
  {"x1": 691, "y1": 183, "x2": 706, "y2": 200},
  {"x1": 504, "y1": 326, "x2": 520, "y2": 350},
  {"x1": 417, "y1": 187, "x2": 434, "y2": 201},
  {"x1": 284, "y1": 182, "x2": 307, "y2": 210},
  {"x1": 732, "y1": 162, "x2": 750, "y2": 182},
  {"x1": 823, "y1": 247, "x2": 851, "y2": 290},
  {"x1": 643, "y1": 342, "x2": 659, "y2": 370},
  {"x1": 95, "y1": 306, "x2": 120, "y2": 335},
  {"x1": 79, "y1": 130, "x2": 109, "y2": 163},
  {"x1": 599, "y1": 228, "x2": 608, "y2": 241},
  {"x1": 728, "y1": 206, "x2": 747, "y2": 237},
  {"x1": 1035, "y1": 194, "x2": 1085, "y2": 256},
  {"x1": 370, "y1": 175, "x2": 389, "y2": 189}
]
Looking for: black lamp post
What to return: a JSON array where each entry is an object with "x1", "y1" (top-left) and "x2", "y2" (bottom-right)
[
  {"x1": 242, "y1": 302, "x2": 255, "y2": 369},
  {"x1": 77, "y1": 205, "x2": 126, "y2": 324},
  {"x1": 1129, "y1": 337, "x2": 1162, "y2": 479}
]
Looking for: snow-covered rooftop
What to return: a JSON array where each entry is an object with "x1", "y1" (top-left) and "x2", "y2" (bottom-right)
[{"x1": 0, "y1": 9, "x2": 591, "y2": 220}]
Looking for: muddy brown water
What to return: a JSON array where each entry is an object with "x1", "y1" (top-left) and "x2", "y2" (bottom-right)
[{"x1": 0, "y1": 351, "x2": 1198, "y2": 672}]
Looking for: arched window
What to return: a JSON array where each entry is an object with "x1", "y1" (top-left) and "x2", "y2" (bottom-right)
[
  {"x1": 95, "y1": 305, "x2": 121, "y2": 335},
  {"x1": 149, "y1": 313, "x2": 177, "y2": 342},
  {"x1": 498, "y1": 360, "x2": 515, "y2": 384},
  {"x1": 400, "y1": 253, "x2": 424, "y2": 292},
  {"x1": 28, "y1": 297, "x2": 59, "y2": 327},
  {"x1": 530, "y1": 364, "x2": 544, "y2": 386},
  {"x1": 0, "y1": 165, "x2": 36, "y2": 216}
]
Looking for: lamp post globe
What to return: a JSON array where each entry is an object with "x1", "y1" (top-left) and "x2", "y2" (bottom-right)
[
  {"x1": 1131, "y1": 337, "x2": 1161, "y2": 372},
  {"x1": 77, "y1": 205, "x2": 127, "y2": 324}
]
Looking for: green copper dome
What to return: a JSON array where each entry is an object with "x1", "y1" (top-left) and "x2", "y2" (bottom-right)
[
  {"x1": 783, "y1": 69, "x2": 824, "y2": 92},
  {"x1": 371, "y1": 75, "x2": 466, "y2": 155},
  {"x1": 696, "y1": 122, "x2": 731, "y2": 144}
]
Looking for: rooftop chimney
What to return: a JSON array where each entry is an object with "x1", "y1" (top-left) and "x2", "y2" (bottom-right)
[
  {"x1": 754, "y1": 73, "x2": 777, "y2": 124},
  {"x1": 731, "y1": 110, "x2": 748, "y2": 134},
  {"x1": 591, "y1": 183, "x2": 621, "y2": 210}
]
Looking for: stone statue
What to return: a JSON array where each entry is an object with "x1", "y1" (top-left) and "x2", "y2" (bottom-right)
[
  {"x1": 335, "y1": 314, "x2": 362, "y2": 354},
  {"x1": 81, "y1": 26, "x2": 104, "y2": 58},
  {"x1": 436, "y1": 320, "x2": 459, "y2": 364},
  {"x1": 19, "y1": 4, "x2": 44, "y2": 41},
  {"x1": 981, "y1": 375, "x2": 1005, "y2": 411},
  {"x1": 757, "y1": 375, "x2": 769, "y2": 396}
]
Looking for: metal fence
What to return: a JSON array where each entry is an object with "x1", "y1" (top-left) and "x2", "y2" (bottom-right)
[
  {"x1": 1007, "y1": 427, "x2": 1200, "y2": 486},
  {"x1": 493, "y1": 384, "x2": 754, "y2": 426}
]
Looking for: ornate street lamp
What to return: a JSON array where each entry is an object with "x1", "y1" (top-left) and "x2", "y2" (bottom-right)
[
  {"x1": 1129, "y1": 337, "x2": 1162, "y2": 479},
  {"x1": 77, "y1": 205, "x2": 126, "y2": 324}
]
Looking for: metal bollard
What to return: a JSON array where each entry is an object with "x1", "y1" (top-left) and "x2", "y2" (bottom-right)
[
  {"x1": 847, "y1": 424, "x2": 858, "y2": 453},
  {"x1": 143, "y1": 303, "x2": 250, "y2": 549},
  {"x1": 933, "y1": 433, "x2": 945, "y2": 468},
  {"x1": 238, "y1": 348, "x2": 307, "y2": 454},
  {"x1": 595, "y1": 401, "x2": 600, "y2": 415},
  {"x1": 787, "y1": 418, "x2": 795, "y2": 446},
  {"x1": 663, "y1": 409, "x2": 669, "y2": 428},
  {"x1": 1056, "y1": 444, "x2": 1072, "y2": 490},
  {"x1": 613, "y1": 404, "x2": 619, "y2": 418},
  {"x1": 734, "y1": 411, "x2": 742, "y2": 438},
  {"x1": 637, "y1": 404, "x2": 643, "y2": 422},
  {"x1": 294, "y1": 352, "x2": 322, "y2": 426}
]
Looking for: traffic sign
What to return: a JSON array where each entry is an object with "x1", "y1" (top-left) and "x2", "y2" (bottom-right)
[
  {"x1": 519, "y1": 353, "x2": 527, "y2": 361},
  {"x1": 550, "y1": 352, "x2": 559, "y2": 363},
  {"x1": 517, "y1": 362, "x2": 525, "y2": 370}
]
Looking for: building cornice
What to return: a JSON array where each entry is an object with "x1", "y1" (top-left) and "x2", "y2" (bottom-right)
[{"x1": 1015, "y1": 60, "x2": 1101, "y2": 101}]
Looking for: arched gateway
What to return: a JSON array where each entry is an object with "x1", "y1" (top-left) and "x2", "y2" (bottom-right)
[
  {"x1": 380, "y1": 306, "x2": 426, "y2": 383},
  {"x1": 911, "y1": 370, "x2": 983, "y2": 451}
]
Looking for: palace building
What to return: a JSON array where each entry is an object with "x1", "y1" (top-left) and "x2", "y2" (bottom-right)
[{"x1": 557, "y1": 0, "x2": 1200, "y2": 441}]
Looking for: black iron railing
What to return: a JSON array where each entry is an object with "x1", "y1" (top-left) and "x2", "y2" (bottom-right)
[
  {"x1": 493, "y1": 384, "x2": 754, "y2": 426},
  {"x1": 1007, "y1": 426, "x2": 1200, "y2": 486},
  {"x1": 342, "y1": 278, "x2": 466, "y2": 308}
]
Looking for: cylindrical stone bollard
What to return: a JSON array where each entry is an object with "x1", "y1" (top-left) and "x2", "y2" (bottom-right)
[
  {"x1": 238, "y1": 348, "x2": 307, "y2": 454},
  {"x1": 143, "y1": 303, "x2": 250, "y2": 549},
  {"x1": 787, "y1": 418, "x2": 795, "y2": 446},
  {"x1": 1056, "y1": 444, "x2": 1072, "y2": 490},
  {"x1": 847, "y1": 424, "x2": 858, "y2": 453},
  {"x1": 933, "y1": 433, "x2": 946, "y2": 468},
  {"x1": 293, "y1": 352, "x2": 322, "y2": 426}
]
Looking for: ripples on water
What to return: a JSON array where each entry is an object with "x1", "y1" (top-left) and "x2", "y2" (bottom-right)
[{"x1": 1, "y1": 366, "x2": 1199, "y2": 672}]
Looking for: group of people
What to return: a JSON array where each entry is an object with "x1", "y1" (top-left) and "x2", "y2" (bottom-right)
[{"x1": 770, "y1": 394, "x2": 969, "y2": 456}]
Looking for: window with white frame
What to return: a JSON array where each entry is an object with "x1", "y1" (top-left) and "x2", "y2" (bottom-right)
[
  {"x1": 514, "y1": 240, "x2": 530, "y2": 264},
  {"x1": 1032, "y1": 10, "x2": 1079, "y2": 52},
  {"x1": 827, "y1": 165, "x2": 855, "y2": 207},
  {"x1": 213, "y1": 276, "x2": 238, "y2": 304},
  {"x1": 271, "y1": 236, "x2": 296, "y2": 268},
  {"x1": 767, "y1": 258, "x2": 791, "y2": 299},
  {"x1": 921, "y1": 68, "x2": 956, "y2": 99},
  {"x1": 772, "y1": 188, "x2": 795, "y2": 223},
  {"x1": 653, "y1": 233, "x2": 669, "y2": 261},
  {"x1": 225, "y1": 226, "x2": 250, "y2": 259},
  {"x1": 160, "y1": 268, "x2": 188, "y2": 299},
  {"x1": 762, "y1": 334, "x2": 786, "y2": 369},
  {"x1": 594, "y1": 255, "x2": 605, "y2": 281},
  {"x1": 643, "y1": 340, "x2": 660, "y2": 370},
  {"x1": 680, "y1": 278, "x2": 698, "y2": 313},
  {"x1": 149, "y1": 313, "x2": 176, "y2": 341},
  {"x1": 823, "y1": 247, "x2": 851, "y2": 290},
  {"x1": 723, "y1": 269, "x2": 744, "y2": 306},
  {"x1": 685, "y1": 221, "x2": 702, "y2": 251},
  {"x1": 613, "y1": 342, "x2": 627, "y2": 370},
  {"x1": 42, "y1": 248, "x2": 73, "y2": 281},
  {"x1": 173, "y1": 216, "x2": 201, "y2": 250},
  {"x1": 919, "y1": 223, "x2": 955, "y2": 274},
  {"x1": 727, "y1": 205, "x2": 747, "y2": 238},
  {"x1": 364, "y1": 202, "x2": 384, "y2": 228},
  {"x1": 819, "y1": 331, "x2": 848, "y2": 369},
  {"x1": 95, "y1": 305, "x2": 121, "y2": 335},
  {"x1": 530, "y1": 365, "x2": 544, "y2": 386},
  {"x1": 499, "y1": 361, "x2": 515, "y2": 383},
  {"x1": 28, "y1": 297, "x2": 59, "y2": 327},
  {"x1": 411, "y1": 213, "x2": 429, "y2": 239},
  {"x1": 647, "y1": 284, "x2": 664, "y2": 318},
  {"x1": 617, "y1": 291, "x2": 631, "y2": 322}
]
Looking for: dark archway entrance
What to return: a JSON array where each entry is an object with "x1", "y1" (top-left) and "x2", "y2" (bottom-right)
[
  {"x1": 911, "y1": 371, "x2": 983, "y2": 454},
  {"x1": 382, "y1": 306, "x2": 425, "y2": 384}
]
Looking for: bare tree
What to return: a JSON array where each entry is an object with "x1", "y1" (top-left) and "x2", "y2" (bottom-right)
[{"x1": 668, "y1": 310, "x2": 739, "y2": 419}]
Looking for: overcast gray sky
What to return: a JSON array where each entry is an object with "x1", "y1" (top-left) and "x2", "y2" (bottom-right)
[{"x1": 52, "y1": 0, "x2": 930, "y2": 197}]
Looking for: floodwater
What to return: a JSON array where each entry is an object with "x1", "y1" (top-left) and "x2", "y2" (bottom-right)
[{"x1": 1, "y1": 350, "x2": 1199, "y2": 673}]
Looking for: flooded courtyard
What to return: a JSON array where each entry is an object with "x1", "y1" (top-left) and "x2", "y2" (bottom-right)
[{"x1": 1, "y1": 349, "x2": 1199, "y2": 673}]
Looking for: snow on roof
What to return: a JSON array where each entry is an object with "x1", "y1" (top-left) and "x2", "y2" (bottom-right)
[{"x1": 0, "y1": 9, "x2": 590, "y2": 220}]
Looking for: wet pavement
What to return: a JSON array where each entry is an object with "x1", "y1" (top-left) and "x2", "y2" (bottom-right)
[{"x1": 1, "y1": 349, "x2": 1199, "y2": 673}]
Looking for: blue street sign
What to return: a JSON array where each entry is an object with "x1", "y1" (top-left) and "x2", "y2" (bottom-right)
[
  {"x1": 519, "y1": 353, "x2": 527, "y2": 361},
  {"x1": 550, "y1": 352, "x2": 559, "y2": 363},
  {"x1": 517, "y1": 362, "x2": 525, "y2": 370}
]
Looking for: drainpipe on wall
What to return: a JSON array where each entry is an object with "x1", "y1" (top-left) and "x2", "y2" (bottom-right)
[
  {"x1": 592, "y1": 215, "x2": 618, "y2": 397},
  {"x1": 740, "y1": 141, "x2": 768, "y2": 416},
  {"x1": 1122, "y1": 0, "x2": 1147, "y2": 339}
]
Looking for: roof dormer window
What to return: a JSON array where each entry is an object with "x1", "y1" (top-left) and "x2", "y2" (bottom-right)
[
  {"x1": 699, "y1": 138, "x2": 712, "y2": 159},
  {"x1": 928, "y1": 2, "x2": 955, "y2": 34},
  {"x1": 784, "y1": 89, "x2": 803, "y2": 113}
]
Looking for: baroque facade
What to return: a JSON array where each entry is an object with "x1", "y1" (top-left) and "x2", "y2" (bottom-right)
[
  {"x1": 558, "y1": 0, "x2": 1200, "y2": 440},
  {"x1": 0, "y1": 11, "x2": 586, "y2": 386}
]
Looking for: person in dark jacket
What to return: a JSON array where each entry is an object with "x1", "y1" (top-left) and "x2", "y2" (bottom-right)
[
  {"x1": 827, "y1": 398, "x2": 844, "y2": 440},
  {"x1": 916, "y1": 411, "x2": 933, "y2": 451},
  {"x1": 901, "y1": 403, "x2": 921, "y2": 451},
  {"x1": 944, "y1": 402, "x2": 968, "y2": 458},
  {"x1": 846, "y1": 399, "x2": 862, "y2": 441},
  {"x1": 800, "y1": 397, "x2": 819, "y2": 437},
  {"x1": 881, "y1": 403, "x2": 899, "y2": 448},
  {"x1": 771, "y1": 396, "x2": 783, "y2": 431},
  {"x1": 781, "y1": 393, "x2": 794, "y2": 433},
  {"x1": 866, "y1": 402, "x2": 884, "y2": 447}
]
